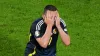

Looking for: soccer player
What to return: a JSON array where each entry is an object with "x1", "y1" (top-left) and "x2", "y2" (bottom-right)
[{"x1": 25, "y1": 5, "x2": 70, "y2": 56}]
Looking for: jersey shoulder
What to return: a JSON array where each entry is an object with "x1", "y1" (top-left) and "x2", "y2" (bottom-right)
[
  {"x1": 33, "y1": 18, "x2": 43, "y2": 24},
  {"x1": 60, "y1": 18, "x2": 66, "y2": 27},
  {"x1": 31, "y1": 18, "x2": 44, "y2": 31}
]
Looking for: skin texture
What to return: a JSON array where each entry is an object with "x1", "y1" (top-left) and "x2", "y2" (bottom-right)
[{"x1": 36, "y1": 10, "x2": 70, "y2": 48}]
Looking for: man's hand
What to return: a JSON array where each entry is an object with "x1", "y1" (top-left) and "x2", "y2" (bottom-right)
[
  {"x1": 55, "y1": 12, "x2": 70, "y2": 46},
  {"x1": 37, "y1": 11, "x2": 55, "y2": 48},
  {"x1": 55, "y1": 12, "x2": 60, "y2": 27},
  {"x1": 43, "y1": 11, "x2": 54, "y2": 26}
]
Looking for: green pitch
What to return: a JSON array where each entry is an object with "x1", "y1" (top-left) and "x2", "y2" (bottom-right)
[{"x1": 0, "y1": 0, "x2": 100, "y2": 56}]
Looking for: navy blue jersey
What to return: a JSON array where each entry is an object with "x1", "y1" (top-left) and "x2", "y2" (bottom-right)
[{"x1": 25, "y1": 18, "x2": 68, "y2": 56}]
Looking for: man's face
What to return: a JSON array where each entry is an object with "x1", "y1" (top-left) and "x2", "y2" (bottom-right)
[{"x1": 43, "y1": 10, "x2": 57, "y2": 20}]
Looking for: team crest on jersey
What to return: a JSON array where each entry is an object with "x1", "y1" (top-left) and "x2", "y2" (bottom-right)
[
  {"x1": 53, "y1": 28, "x2": 57, "y2": 34},
  {"x1": 35, "y1": 31, "x2": 40, "y2": 37}
]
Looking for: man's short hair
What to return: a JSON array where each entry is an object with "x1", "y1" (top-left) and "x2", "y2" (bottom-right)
[{"x1": 44, "y1": 5, "x2": 57, "y2": 14}]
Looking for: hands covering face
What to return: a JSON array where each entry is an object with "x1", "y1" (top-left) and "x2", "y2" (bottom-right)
[
  {"x1": 42, "y1": 10, "x2": 60, "y2": 27},
  {"x1": 54, "y1": 11, "x2": 60, "y2": 27}
]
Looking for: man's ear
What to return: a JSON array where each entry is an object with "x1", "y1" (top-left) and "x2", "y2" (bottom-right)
[
  {"x1": 42, "y1": 14, "x2": 46, "y2": 20},
  {"x1": 42, "y1": 14, "x2": 44, "y2": 19}
]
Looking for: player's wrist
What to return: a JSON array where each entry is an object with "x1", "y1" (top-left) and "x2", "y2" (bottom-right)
[
  {"x1": 57, "y1": 25, "x2": 62, "y2": 31},
  {"x1": 47, "y1": 23, "x2": 54, "y2": 27},
  {"x1": 56, "y1": 25, "x2": 61, "y2": 28},
  {"x1": 47, "y1": 24, "x2": 53, "y2": 28}
]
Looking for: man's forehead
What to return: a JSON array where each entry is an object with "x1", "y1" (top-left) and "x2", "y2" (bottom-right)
[{"x1": 46, "y1": 10, "x2": 57, "y2": 13}]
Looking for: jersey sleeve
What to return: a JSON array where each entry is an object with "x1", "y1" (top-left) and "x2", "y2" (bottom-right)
[
  {"x1": 30, "y1": 22, "x2": 44, "y2": 38},
  {"x1": 60, "y1": 19, "x2": 68, "y2": 34}
]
